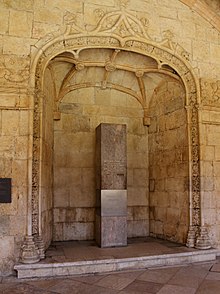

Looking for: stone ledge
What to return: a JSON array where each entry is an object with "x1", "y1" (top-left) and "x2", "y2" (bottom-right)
[{"x1": 14, "y1": 249, "x2": 218, "y2": 279}]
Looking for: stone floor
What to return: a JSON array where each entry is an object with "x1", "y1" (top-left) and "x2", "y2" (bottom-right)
[
  {"x1": 2, "y1": 259, "x2": 220, "y2": 293},
  {"x1": 43, "y1": 237, "x2": 198, "y2": 263},
  {"x1": 3, "y1": 238, "x2": 220, "y2": 293}
]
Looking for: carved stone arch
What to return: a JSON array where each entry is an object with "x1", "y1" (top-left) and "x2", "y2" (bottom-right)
[
  {"x1": 33, "y1": 37, "x2": 201, "y2": 238},
  {"x1": 22, "y1": 5, "x2": 211, "y2": 263}
]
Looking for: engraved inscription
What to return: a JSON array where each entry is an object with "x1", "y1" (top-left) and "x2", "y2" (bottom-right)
[{"x1": 102, "y1": 160, "x2": 126, "y2": 189}]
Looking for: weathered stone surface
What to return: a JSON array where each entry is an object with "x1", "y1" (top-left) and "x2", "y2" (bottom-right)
[
  {"x1": 63, "y1": 222, "x2": 94, "y2": 241},
  {"x1": 95, "y1": 123, "x2": 127, "y2": 247},
  {"x1": 9, "y1": 10, "x2": 33, "y2": 37},
  {"x1": 0, "y1": 216, "x2": 10, "y2": 236},
  {"x1": 148, "y1": 81, "x2": 189, "y2": 244},
  {"x1": 97, "y1": 216, "x2": 127, "y2": 247},
  {"x1": 97, "y1": 123, "x2": 127, "y2": 190},
  {"x1": 0, "y1": 0, "x2": 220, "y2": 276}
]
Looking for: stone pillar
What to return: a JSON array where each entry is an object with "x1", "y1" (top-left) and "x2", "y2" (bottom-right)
[{"x1": 95, "y1": 123, "x2": 127, "y2": 247}]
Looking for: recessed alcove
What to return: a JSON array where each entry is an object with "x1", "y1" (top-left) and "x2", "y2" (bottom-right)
[{"x1": 40, "y1": 48, "x2": 188, "y2": 248}]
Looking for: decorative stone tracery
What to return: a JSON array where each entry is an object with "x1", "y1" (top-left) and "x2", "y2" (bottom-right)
[
  {"x1": 21, "y1": 0, "x2": 211, "y2": 263},
  {"x1": 201, "y1": 79, "x2": 220, "y2": 107}
]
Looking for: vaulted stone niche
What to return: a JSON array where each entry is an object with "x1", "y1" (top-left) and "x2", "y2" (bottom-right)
[
  {"x1": 47, "y1": 49, "x2": 161, "y2": 242},
  {"x1": 38, "y1": 47, "x2": 188, "y2": 244},
  {"x1": 21, "y1": 3, "x2": 212, "y2": 263}
]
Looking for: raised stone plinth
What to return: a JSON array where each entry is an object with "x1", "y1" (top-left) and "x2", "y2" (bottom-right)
[{"x1": 14, "y1": 249, "x2": 218, "y2": 279}]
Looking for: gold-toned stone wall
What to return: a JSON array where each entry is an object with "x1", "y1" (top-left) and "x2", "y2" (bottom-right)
[
  {"x1": 0, "y1": 93, "x2": 30, "y2": 274},
  {"x1": 149, "y1": 81, "x2": 189, "y2": 243},
  {"x1": 200, "y1": 79, "x2": 220, "y2": 247},
  {"x1": 0, "y1": 0, "x2": 220, "y2": 275},
  {"x1": 53, "y1": 87, "x2": 149, "y2": 241}
]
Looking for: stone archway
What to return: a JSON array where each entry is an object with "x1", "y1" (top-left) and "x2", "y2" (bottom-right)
[{"x1": 21, "y1": 3, "x2": 211, "y2": 263}]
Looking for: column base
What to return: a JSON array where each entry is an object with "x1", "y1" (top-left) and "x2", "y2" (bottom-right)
[
  {"x1": 20, "y1": 235, "x2": 40, "y2": 264},
  {"x1": 195, "y1": 226, "x2": 212, "y2": 250},
  {"x1": 34, "y1": 234, "x2": 45, "y2": 259},
  {"x1": 186, "y1": 226, "x2": 196, "y2": 248}
]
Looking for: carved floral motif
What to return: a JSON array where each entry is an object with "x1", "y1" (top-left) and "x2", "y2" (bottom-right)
[
  {"x1": 0, "y1": 55, "x2": 30, "y2": 85},
  {"x1": 201, "y1": 79, "x2": 220, "y2": 107}
]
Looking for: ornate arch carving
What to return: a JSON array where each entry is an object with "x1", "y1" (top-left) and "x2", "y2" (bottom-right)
[{"x1": 24, "y1": 1, "x2": 211, "y2": 263}]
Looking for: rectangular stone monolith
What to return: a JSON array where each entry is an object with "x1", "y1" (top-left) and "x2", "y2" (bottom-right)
[{"x1": 95, "y1": 123, "x2": 127, "y2": 247}]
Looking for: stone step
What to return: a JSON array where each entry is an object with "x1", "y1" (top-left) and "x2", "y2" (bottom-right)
[{"x1": 14, "y1": 249, "x2": 218, "y2": 279}]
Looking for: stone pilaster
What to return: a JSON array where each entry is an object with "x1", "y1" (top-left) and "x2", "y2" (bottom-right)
[{"x1": 20, "y1": 235, "x2": 40, "y2": 264}]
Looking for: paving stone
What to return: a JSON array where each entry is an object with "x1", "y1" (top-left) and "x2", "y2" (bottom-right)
[
  {"x1": 120, "y1": 290, "x2": 152, "y2": 294},
  {"x1": 47, "y1": 278, "x2": 118, "y2": 294},
  {"x1": 157, "y1": 284, "x2": 196, "y2": 294},
  {"x1": 26, "y1": 278, "x2": 62, "y2": 289},
  {"x1": 122, "y1": 280, "x2": 163, "y2": 293},
  {"x1": 0, "y1": 282, "x2": 54, "y2": 294},
  {"x1": 196, "y1": 279, "x2": 220, "y2": 294},
  {"x1": 71, "y1": 274, "x2": 105, "y2": 284},
  {"x1": 191, "y1": 262, "x2": 213, "y2": 271},
  {"x1": 94, "y1": 274, "x2": 134, "y2": 290},
  {"x1": 205, "y1": 272, "x2": 220, "y2": 280},
  {"x1": 167, "y1": 265, "x2": 208, "y2": 288},
  {"x1": 210, "y1": 263, "x2": 220, "y2": 272},
  {"x1": 1, "y1": 275, "x2": 21, "y2": 284},
  {"x1": 137, "y1": 267, "x2": 180, "y2": 284}
]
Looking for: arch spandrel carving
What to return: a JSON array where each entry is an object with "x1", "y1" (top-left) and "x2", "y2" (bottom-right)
[{"x1": 28, "y1": 0, "x2": 211, "y2": 255}]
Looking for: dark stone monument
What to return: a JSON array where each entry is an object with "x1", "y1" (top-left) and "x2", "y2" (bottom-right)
[{"x1": 95, "y1": 123, "x2": 127, "y2": 247}]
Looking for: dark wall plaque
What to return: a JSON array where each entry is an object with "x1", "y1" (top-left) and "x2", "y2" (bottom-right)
[{"x1": 0, "y1": 178, "x2": 12, "y2": 203}]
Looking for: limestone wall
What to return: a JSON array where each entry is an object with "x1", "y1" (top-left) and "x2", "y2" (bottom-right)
[
  {"x1": 200, "y1": 116, "x2": 220, "y2": 246},
  {"x1": 0, "y1": 93, "x2": 29, "y2": 274},
  {"x1": 200, "y1": 79, "x2": 220, "y2": 247},
  {"x1": 53, "y1": 88, "x2": 149, "y2": 240},
  {"x1": 149, "y1": 80, "x2": 189, "y2": 243},
  {"x1": 0, "y1": 0, "x2": 220, "y2": 275}
]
